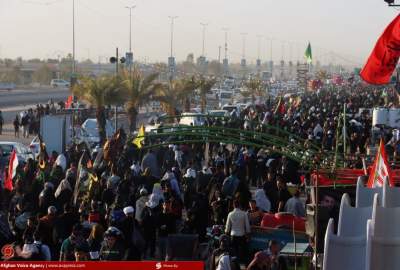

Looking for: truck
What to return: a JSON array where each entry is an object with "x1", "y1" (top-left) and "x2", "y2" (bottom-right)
[{"x1": 39, "y1": 115, "x2": 73, "y2": 154}]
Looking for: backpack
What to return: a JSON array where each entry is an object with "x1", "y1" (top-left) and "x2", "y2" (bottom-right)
[{"x1": 30, "y1": 243, "x2": 45, "y2": 261}]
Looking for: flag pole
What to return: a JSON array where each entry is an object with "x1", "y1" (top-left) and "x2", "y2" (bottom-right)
[
  {"x1": 314, "y1": 164, "x2": 319, "y2": 270},
  {"x1": 343, "y1": 105, "x2": 346, "y2": 158},
  {"x1": 292, "y1": 219, "x2": 297, "y2": 270}
]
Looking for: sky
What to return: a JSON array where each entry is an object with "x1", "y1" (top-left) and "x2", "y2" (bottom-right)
[{"x1": 0, "y1": 0, "x2": 398, "y2": 66}]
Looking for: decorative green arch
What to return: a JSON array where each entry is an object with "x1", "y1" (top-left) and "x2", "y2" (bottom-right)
[{"x1": 138, "y1": 123, "x2": 341, "y2": 169}]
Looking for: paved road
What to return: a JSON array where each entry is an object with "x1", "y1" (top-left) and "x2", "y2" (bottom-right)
[{"x1": 0, "y1": 87, "x2": 70, "y2": 123}]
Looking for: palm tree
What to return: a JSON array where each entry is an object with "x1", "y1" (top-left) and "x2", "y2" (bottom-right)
[
  {"x1": 154, "y1": 83, "x2": 177, "y2": 119},
  {"x1": 180, "y1": 77, "x2": 198, "y2": 112},
  {"x1": 154, "y1": 78, "x2": 197, "y2": 119},
  {"x1": 198, "y1": 76, "x2": 216, "y2": 113},
  {"x1": 244, "y1": 77, "x2": 265, "y2": 104},
  {"x1": 120, "y1": 70, "x2": 162, "y2": 133},
  {"x1": 73, "y1": 75, "x2": 124, "y2": 145}
]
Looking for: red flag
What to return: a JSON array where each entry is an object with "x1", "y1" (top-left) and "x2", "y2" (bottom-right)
[
  {"x1": 360, "y1": 15, "x2": 400, "y2": 84},
  {"x1": 367, "y1": 139, "x2": 393, "y2": 187},
  {"x1": 274, "y1": 97, "x2": 286, "y2": 115},
  {"x1": 65, "y1": 95, "x2": 73, "y2": 109},
  {"x1": 4, "y1": 150, "x2": 18, "y2": 191}
]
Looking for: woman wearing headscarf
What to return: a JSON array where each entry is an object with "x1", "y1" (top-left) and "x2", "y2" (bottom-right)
[
  {"x1": 55, "y1": 179, "x2": 73, "y2": 210},
  {"x1": 148, "y1": 183, "x2": 164, "y2": 207}
]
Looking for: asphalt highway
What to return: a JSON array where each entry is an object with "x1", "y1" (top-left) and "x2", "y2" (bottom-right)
[{"x1": 0, "y1": 87, "x2": 70, "y2": 123}]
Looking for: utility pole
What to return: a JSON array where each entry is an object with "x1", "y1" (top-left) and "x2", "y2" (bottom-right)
[
  {"x1": 126, "y1": 5, "x2": 136, "y2": 76},
  {"x1": 115, "y1": 47, "x2": 119, "y2": 130},
  {"x1": 200, "y1": 22, "x2": 208, "y2": 57},
  {"x1": 222, "y1": 28, "x2": 229, "y2": 75},
  {"x1": 72, "y1": 0, "x2": 76, "y2": 75},
  {"x1": 269, "y1": 38, "x2": 273, "y2": 61},
  {"x1": 169, "y1": 16, "x2": 178, "y2": 58},
  {"x1": 240, "y1": 32, "x2": 247, "y2": 76},
  {"x1": 71, "y1": 0, "x2": 76, "y2": 139},
  {"x1": 168, "y1": 16, "x2": 178, "y2": 80},
  {"x1": 116, "y1": 47, "x2": 119, "y2": 75},
  {"x1": 257, "y1": 35, "x2": 262, "y2": 60},
  {"x1": 218, "y1": 46, "x2": 221, "y2": 63},
  {"x1": 256, "y1": 35, "x2": 263, "y2": 75},
  {"x1": 265, "y1": 37, "x2": 274, "y2": 75},
  {"x1": 126, "y1": 5, "x2": 136, "y2": 53},
  {"x1": 241, "y1": 33, "x2": 247, "y2": 60},
  {"x1": 222, "y1": 28, "x2": 229, "y2": 61}
]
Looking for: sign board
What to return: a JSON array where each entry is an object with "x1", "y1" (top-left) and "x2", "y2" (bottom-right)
[{"x1": 126, "y1": 52, "x2": 133, "y2": 65}]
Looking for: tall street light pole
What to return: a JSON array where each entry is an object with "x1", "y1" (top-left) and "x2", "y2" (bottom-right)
[
  {"x1": 71, "y1": 0, "x2": 76, "y2": 139},
  {"x1": 257, "y1": 35, "x2": 263, "y2": 59},
  {"x1": 256, "y1": 35, "x2": 263, "y2": 75},
  {"x1": 168, "y1": 16, "x2": 178, "y2": 80},
  {"x1": 126, "y1": 5, "x2": 136, "y2": 76},
  {"x1": 222, "y1": 28, "x2": 229, "y2": 76},
  {"x1": 222, "y1": 28, "x2": 229, "y2": 60},
  {"x1": 241, "y1": 33, "x2": 247, "y2": 60},
  {"x1": 126, "y1": 5, "x2": 136, "y2": 53},
  {"x1": 72, "y1": 0, "x2": 76, "y2": 75},
  {"x1": 200, "y1": 22, "x2": 208, "y2": 57},
  {"x1": 169, "y1": 16, "x2": 178, "y2": 58}
]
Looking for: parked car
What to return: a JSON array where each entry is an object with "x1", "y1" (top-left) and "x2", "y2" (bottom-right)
[
  {"x1": 80, "y1": 118, "x2": 115, "y2": 148},
  {"x1": 51, "y1": 79, "x2": 70, "y2": 88},
  {"x1": 0, "y1": 142, "x2": 35, "y2": 167}
]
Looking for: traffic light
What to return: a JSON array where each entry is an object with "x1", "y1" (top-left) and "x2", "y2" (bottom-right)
[
  {"x1": 109, "y1": 56, "x2": 126, "y2": 64},
  {"x1": 110, "y1": 57, "x2": 117, "y2": 63}
]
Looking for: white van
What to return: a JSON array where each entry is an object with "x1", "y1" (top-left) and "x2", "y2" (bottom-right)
[{"x1": 179, "y1": 112, "x2": 205, "y2": 126}]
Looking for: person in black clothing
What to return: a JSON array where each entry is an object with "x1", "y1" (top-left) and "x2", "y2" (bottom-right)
[
  {"x1": 141, "y1": 202, "x2": 158, "y2": 259},
  {"x1": 119, "y1": 206, "x2": 141, "y2": 260},
  {"x1": 22, "y1": 216, "x2": 37, "y2": 243},
  {"x1": 21, "y1": 113, "x2": 29, "y2": 138},
  {"x1": 211, "y1": 189, "x2": 228, "y2": 225},
  {"x1": 86, "y1": 224, "x2": 104, "y2": 260},
  {"x1": 276, "y1": 177, "x2": 292, "y2": 213},
  {"x1": 101, "y1": 182, "x2": 115, "y2": 209},
  {"x1": 157, "y1": 200, "x2": 176, "y2": 260},
  {"x1": 263, "y1": 172, "x2": 278, "y2": 213},
  {"x1": 54, "y1": 204, "x2": 79, "y2": 254},
  {"x1": 13, "y1": 115, "x2": 20, "y2": 138},
  {"x1": 188, "y1": 188, "x2": 209, "y2": 242}
]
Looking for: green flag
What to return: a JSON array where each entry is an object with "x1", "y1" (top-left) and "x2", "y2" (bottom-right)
[{"x1": 305, "y1": 42, "x2": 312, "y2": 64}]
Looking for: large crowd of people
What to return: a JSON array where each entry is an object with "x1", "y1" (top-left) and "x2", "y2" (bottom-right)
[{"x1": 0, "y1": 82, "x2": 399, "y2": 269}]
